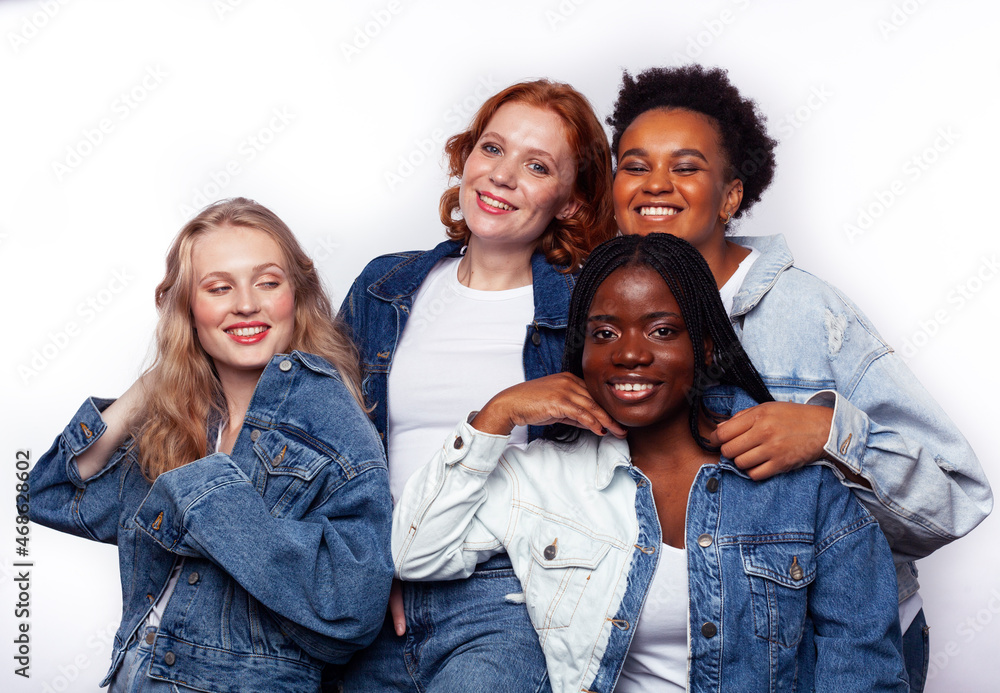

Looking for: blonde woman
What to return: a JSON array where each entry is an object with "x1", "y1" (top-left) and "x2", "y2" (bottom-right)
[{"x1": 29, "y1": 198, "x2": 392, "y2": 693}]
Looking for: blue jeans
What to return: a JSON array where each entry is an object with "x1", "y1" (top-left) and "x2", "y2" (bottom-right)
[
  {"x1": 341, "y1": 554, "x2": 550, "y2": 693},
  {"x1": 902, "y1": 608, "x2": 929, "y2": 693},
  {"x1": 110, "y1": 628, "x2": 182, "y2": 693}
]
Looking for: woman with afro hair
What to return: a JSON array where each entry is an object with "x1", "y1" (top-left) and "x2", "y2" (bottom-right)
[{"x1": 607, "y1": 64, "x2": 992, "y2": 692}]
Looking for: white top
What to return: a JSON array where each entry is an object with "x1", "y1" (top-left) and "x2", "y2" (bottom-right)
[
  {"x1": 615, "y1": 542, "x2": 688, "y2": 692},
  {"x1": 387, "y1": 256, "x2": 533, "y2": 502},
  {"x1": 718, "y1": 245, "x2": 760, "y2": 318}
]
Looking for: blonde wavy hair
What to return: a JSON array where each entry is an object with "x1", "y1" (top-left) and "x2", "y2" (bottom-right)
[{"x1": 129, "y1": 197, "x2": 365, "y2": 480}]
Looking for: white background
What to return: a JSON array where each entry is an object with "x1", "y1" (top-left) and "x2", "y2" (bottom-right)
[{"x1": 3, "y1": 1, "x2": 998, "y2": 691}]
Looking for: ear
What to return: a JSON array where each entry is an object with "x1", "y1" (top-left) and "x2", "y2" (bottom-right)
[
  {"x1": 556, "y1": 195, "x2": 582, "y2": 222},
  {"x1": 721, "y1": 178, "x2": 743, "y2": 221}
]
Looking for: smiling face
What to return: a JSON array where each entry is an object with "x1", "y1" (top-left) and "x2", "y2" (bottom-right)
[
  {"x1": 189, "y1": 225, "x2": 295, "y2": 384},
  {"x1": 613, "y1": 108, "x2": 742, "y2": 251},
  {"x1": 458, "y1": 101, "x2": 581, "y2": 254},
  {"x1": 582, "y1": 264, "x2": 706, "y2": 432}
]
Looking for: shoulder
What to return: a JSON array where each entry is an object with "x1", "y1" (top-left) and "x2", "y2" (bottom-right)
[
  {"x1": 270, "y1": 353, "x2": 386, "y2": 468},
  {"x1": 349, "y1": 240, "x2": 463, "y2": 295}
]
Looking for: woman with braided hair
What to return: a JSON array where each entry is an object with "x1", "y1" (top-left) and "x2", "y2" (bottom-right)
[
  {"x1": 392, "y1": 233, "x2": 907, "y2": 692},
  {"x1": 607, "y1": 64, "x2": 992, "y2": 692}
]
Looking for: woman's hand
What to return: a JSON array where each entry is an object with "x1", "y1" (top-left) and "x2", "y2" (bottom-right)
[
  {"x1": 470, "y1": 373, "x2": 626, "y2": 439},
  {"x1": 707, "y1": 401, "x2": 833, "y2": 481},
  {"x1": 75, "y1": 375, "x2": 149, "y2": 480}
]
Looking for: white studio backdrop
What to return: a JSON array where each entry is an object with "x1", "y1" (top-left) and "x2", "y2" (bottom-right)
[{"x1": 2, "y1": 1, "x2": 997, "y2": 691}]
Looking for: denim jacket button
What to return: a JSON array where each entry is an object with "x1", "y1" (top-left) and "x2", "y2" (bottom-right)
[
  {"x1": 250, "y1": 430, "x2": 261, "y2": 442},
  {"x1": 706, "y1": 477, "x2": 719, "y2": 493},
  {"x1": 697, "y1": 533, "x2": 713, "y2": 548},
  {"x1": 531, "y1": 331, "x2": 541, "y2": 346},
  {"x1": 279, "y1": 360, "x2": 292, "y2": 372},
  {"x1": 188, "y1": 571, "x2": 200, "y2": 585},
  {"x1": 453, "y1": 436, "x2": 464, "y2": 450},
  {"x1": 164, "y1": 651, "x2": 176, "y2": 665},
  {"x1": 701, "y1": 622, "x2": 718, "y2": 638},
  {"x1": 144, "y1": 632, "x2": 155, "y2": 645},
  {"x1": 544, "y1": 540, "x2": 558, "y2": 560}
]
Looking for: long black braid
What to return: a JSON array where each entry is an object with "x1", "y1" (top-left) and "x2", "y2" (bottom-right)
[{"x1": 549, "y1": 233, "x2": 773, "y2": 449}]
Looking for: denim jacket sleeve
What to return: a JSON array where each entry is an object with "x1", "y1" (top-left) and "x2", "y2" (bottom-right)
[
  {"x1": 392, "y1": 421, "x2": 511, "y2": 580},
  {"x1": 28, "y1": 397, "x2": 136, "y2": 544},
  {"x1": 131, "y1": 447, "x2": 393, "y2": 662},
  {"x1": 808, "y1": 471, "x2": 909, "y2": 691},
  {"x1": 799, "y1": 281, "x2": 992, "y2": 562}
]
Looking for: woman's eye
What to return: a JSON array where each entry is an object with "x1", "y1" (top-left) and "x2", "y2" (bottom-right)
[
  {"x1": 528, "y1": 162, "x2": 549, "y2": 174},
  {"x1": 207, "y1": 285, "x2": 231, "y2": 295},
  {"x1": 652, "y1": 326, "x2": 678, "y2": 338},
  {"x1": 257, "y1": 280, "x2": 281, "y2": 289},
  {"x1": 673, "y1": 165, "x2": 700, "y2": 174},
  {"x1": 483, "y1": 143, "x2": 501, "y2": 155},
  {"x1": 620, "y1": 162, "x2": 648, "y2": 173},
  {"x1": 592, "y1": 328, "x2": 617, "y2": 340}
]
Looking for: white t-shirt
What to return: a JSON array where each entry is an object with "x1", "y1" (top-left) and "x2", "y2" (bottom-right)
[
  {"x1": 387, "y1": 256, "x2": 534, "y2": 502},
  {"x1": 615, "y1": 542, "x2": 689, "y2": 692}
]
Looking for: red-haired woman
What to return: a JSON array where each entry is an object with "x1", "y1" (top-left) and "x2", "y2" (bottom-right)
[{"x1": 339, "y1": 80, "x2": 616, "y2": 692}]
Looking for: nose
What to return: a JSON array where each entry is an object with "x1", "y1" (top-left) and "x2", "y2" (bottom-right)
[
  {"x1": 643, "y1": 165, "x2": 674, "y2": 194},
  {"x1": 613, "y1": 330, "x2": 653, "y2": 368},
  {"x1": 489, "y1": 157, "x2": 517, "y2": 188},
  {"x1": 233, "y1": 285, "x2": 260, "y2": 316}
]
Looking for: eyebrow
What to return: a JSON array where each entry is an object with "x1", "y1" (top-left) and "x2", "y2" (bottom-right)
[
  {"x1": 587, "y1": 311, "x2": 682, "y2": 322},
  {"x1": 619, "y1": 147, "x2": 709, "y2": 163},
  {"x1": 198, "y1": 263, "x2": 284, "y2": 283}
]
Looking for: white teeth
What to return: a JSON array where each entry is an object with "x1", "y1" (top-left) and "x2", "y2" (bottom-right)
[
  {"x1": 479, "y1": 193, "x2": 514, "y2": 211},
  {"x1": 614, "y1": 383, "x2": 653, "y2": 392},
  {"x1": 640, "y1": 207, "x2": 678, "y2": 216},
  {"x1": 227, "y1": 326, "x2": 267, "y2": 337}
]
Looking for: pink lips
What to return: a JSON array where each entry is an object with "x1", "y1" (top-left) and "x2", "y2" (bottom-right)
[
  {"x1": 224, "y1": 322, "x2": 270, "y2": 345},
  {"x1": 476, "y1": 191, "x2": 516, "y2": 215}
]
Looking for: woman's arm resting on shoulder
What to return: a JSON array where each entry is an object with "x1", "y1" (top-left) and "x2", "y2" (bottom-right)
[{"x1": 132, "y1": 453, "x2": 394, "y2": 663}]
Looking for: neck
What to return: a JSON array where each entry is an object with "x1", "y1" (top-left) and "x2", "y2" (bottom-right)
[
  {"x1": 216, "y1": 366, "x2": 262, "y2": 430},
  {"x1": 627, "y1": 409, "x2": 717, "y2": 478},
  {"x1": 696, "y1": 228, "x2": 750, "y2": 288},
  {"x1": 458, "y1": 236, "x2": 535, "y2": 290}
]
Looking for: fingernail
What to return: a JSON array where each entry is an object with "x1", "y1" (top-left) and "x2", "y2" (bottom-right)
[{"x1": 600, "y1": 427, "x2": 608, "y2": 435}]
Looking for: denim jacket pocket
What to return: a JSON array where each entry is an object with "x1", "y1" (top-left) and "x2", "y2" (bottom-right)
[
  {"x1": 523, "y1": 517, "x2": 613, "y2": 630},
  {"x1": 741, "y1": 540, "x2": 816, "y2": 647},
  {"x1": 254, "y1": 430, "x2": 332, "y2": 518}
]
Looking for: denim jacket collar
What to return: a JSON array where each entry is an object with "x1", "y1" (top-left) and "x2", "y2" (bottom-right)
[
  {"x1": 727, "y1": 234, "x2": 794, "y2": 318},
  {"x1": 365, "y1": 239, "x2": 574, "y2": 328}
]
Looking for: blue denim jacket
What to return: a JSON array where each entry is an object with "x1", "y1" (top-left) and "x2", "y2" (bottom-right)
[
  {"x1": 730, "y1": 235, "x2": 993, "y2": 601},
  {"x1": 338, "y1": 239, "x2": 575, "y2": 444},
  {"x1": 29, "y1": 352, "x2": 394, "y2": 693},
  {"x1": 394, "y1": 385, "x2": 907, "y2": 692}
]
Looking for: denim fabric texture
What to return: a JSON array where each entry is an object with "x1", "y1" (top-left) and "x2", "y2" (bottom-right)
[
  {"x1": 336, "y1": 240, "x2": 573, "y2": 690},
  {"x1": 338, "y1": 239, "x2": 575, "y2": 448},
  {"x1": 29, "y1": 352, "x2": 394, "y2": 693},
  {"x1": 731, "y1": 234, "x2": 992, "y2": 602},
  {"x1": 393, "y1": 385, "x2": 909, "y2": 692}
]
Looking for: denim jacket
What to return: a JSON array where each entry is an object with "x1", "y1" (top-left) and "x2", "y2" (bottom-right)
[
  {"x1": 731, "y1": 234, "x2": 993, "y2": 600},
  {"x1": 393, "y1": 386, "x2": 908, "y2": 693},
  {"x1": 338, "y1": 239, "x2": 575, "y2": 445},
  {"x1": 29, "y1": 352, "x2": 394, "y2": 693}
]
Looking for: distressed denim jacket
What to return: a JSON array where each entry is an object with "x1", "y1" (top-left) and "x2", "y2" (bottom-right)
[
  {"x1": 393, "y1": 386, "x2": 908, "y2": 693},
  {"x1": 338, "y1": 239, "x2": 575, "y2": 446},
  {"x1": 29, "y1": 352, "x2": 394, "y2": 693},
  {"x1": 731, "y1": 234, "x2": 993, "y2": 600}
]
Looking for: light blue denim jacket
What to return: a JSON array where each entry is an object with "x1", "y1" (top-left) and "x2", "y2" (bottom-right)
[
  {"x1": 29, "y1": 352, "x2": 394, "y2": 693},
  {"x1": 731, "y1": 234, "x2": 993, "y2": 600},
  {"x1": 393, "y1": 386, "x2": 908, "y2": 692}
]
